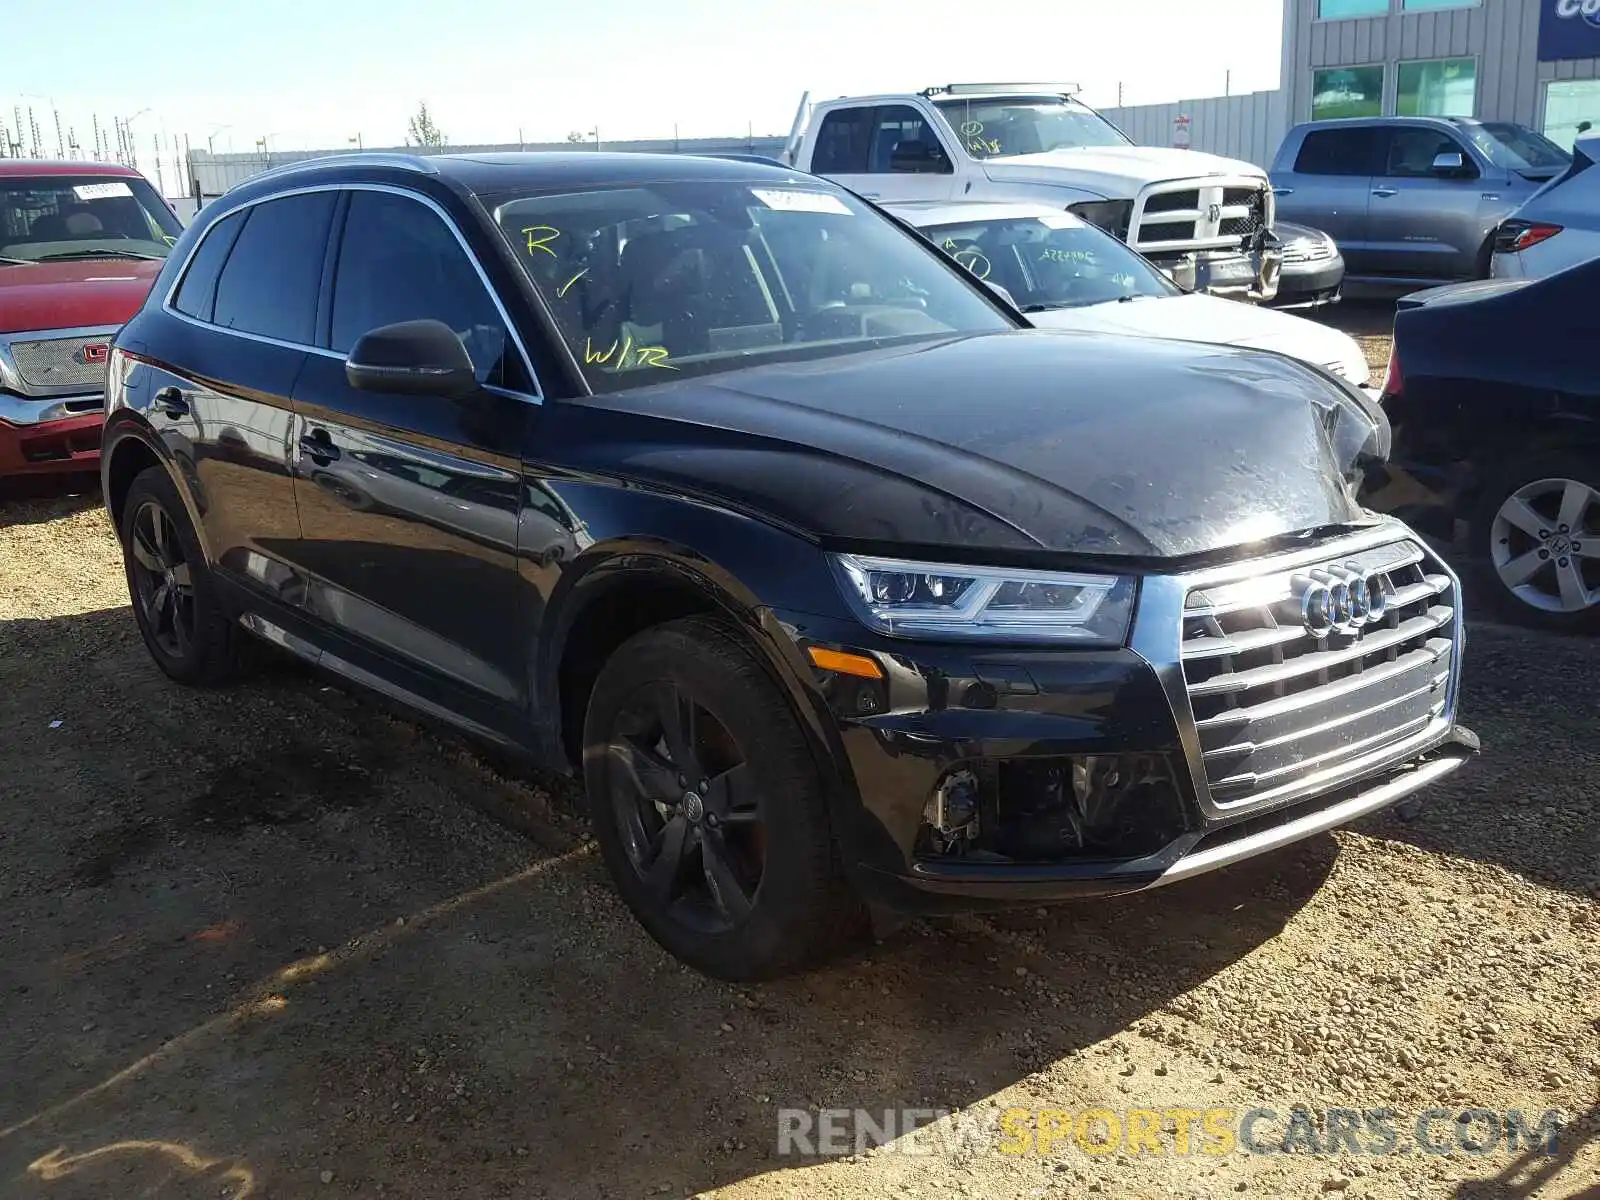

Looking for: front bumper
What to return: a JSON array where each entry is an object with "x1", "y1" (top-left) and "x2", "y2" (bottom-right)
[
  {"x1": 1267, "y1": 255, "x2": 1346, "y2": 309},
  {"x1": 0, "y1": 397, "x2": 104, "y2": 475},
  {"x1": 785, "y1": 523, "x2": 1475, "y2": 913},
  {"x1": 1154, "y1": 242, "x2": 1283, "y2": 303}
]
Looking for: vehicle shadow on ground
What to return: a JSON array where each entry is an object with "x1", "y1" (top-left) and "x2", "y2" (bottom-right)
[
  {"x1": 1450, "y1": 1100, "x2": 1600, "y2": 1200},
  {"x1": 1358, "y1": 620, "x2": 1600, "y2": 903},
  {"x1": 0, "y1": 605, "x2": 1338, "y2": 1198}
]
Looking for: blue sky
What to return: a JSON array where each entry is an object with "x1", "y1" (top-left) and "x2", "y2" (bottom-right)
[{"x1": 5, "y1": 0, "x2": 1282, "y2": 156}]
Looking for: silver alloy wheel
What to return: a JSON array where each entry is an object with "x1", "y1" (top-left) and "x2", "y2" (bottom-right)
[{"x1": 1489, "y1": 476, "x2": 1600, "y2": 614}]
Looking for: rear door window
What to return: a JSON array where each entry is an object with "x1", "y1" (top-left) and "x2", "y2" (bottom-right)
[
  {"x1": 1293, "y1": 127, "x2": 1383, "y2": 175},
  {"x1": 171, "y1": 211, "x2": 245, "y2": 322},
  {"x1": 811, "y1": 108, "x2": 873, "y2": 174},
  {"x1": 211, "y1": 193, "x2": 336, "y2": 345}
]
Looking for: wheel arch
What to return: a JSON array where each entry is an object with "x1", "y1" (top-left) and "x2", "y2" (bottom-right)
[
  {"x1": 102, "y1": 418, "x2": 213, "y2": 563},
  {"x1": 537, "y1": 539, "x2": 859, "y2": 817}
]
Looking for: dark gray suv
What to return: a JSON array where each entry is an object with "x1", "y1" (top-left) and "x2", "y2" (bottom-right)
[{"x1": 1269, "y1": 117, "x2": 1570, "y2": 285}]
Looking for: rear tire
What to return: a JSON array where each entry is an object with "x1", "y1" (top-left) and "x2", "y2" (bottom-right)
[
  {"x1": 119, "y1": 465, "x2": 253, "y2": 684},
  {"x1": 1472, "y1": 450, "x2": 1600, "y2": 634},
  {"x1": 582, "y1": 615, "x2": 859, "y2": 980}
]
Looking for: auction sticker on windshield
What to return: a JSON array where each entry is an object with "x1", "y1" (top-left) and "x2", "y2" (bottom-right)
[
  {"x1": 751, "y1": 189, "x2": 852, "y2": 215},
  {"x1": 72, "y1": 182, "x2": 133, "y2": 201}
]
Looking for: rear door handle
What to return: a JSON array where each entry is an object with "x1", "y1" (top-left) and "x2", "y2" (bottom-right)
[
  {"x1": 1272, "y1": 186, "x2": 1294, "y2": 195},
  {"x1": 299, "y1": 427, "x2": 341, "y2": 464},
  {"x1": 1371, "y1": 188, "x2": 1398, "y2": 198},
  {"x1": 153, "y1": 386, "x2": 189, "y2": 417}
]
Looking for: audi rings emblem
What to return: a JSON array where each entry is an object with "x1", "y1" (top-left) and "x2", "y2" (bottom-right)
[{"x1": 1294, "y1": 566, "x2": 1388, "y2": 635}]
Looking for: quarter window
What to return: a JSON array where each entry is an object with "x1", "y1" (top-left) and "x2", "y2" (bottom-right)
[
  {"x1": 811, "y1": 108, "x2": 873, "y2": 174},
  {"x1": 211, "y1": 193, "x2": 336, "y2": 345},
  {"x1": 1294, "y1": 127, "x2": 1384, "y2": 175},
  {"x1": 329, "y1": 190, "x2": 519, "y2": 389},
  {"x1": 171, "y1": 211, "x2": 245, "y2": 322}
]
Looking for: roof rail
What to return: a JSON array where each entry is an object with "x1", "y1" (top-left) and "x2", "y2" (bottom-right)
[
  {"x1": 227, "y1": 151, "x2": 440, "y2": 192},
  {"x1": 921, "y1": 82, "x2": 1082, "y2": 98}
]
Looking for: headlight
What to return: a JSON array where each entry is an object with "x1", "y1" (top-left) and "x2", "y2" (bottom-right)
[
  {"x1": 829, "y1": 553, "x2": 1136, "y2": 645},
  {"x1": 1067, "y1": 200, "x2": 1133, "y2": 241}
]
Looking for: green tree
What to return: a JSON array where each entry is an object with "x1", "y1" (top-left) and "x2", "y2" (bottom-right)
[{"x1": 406, "y1": 102, "x2": 446, "y2": 148}]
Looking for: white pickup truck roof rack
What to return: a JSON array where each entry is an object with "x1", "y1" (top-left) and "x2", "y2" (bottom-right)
[{"x1": 920, "y1": 83, "x2": 1082, "y2": 98}]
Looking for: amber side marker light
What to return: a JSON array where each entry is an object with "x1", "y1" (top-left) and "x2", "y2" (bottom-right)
[{"x1": 807, "y1": 646, "x2": 885, "y2": 679}]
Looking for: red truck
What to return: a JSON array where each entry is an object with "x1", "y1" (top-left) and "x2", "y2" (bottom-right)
[{"x1": 1, "y1": 161, "x2": 182, "y2": 477}]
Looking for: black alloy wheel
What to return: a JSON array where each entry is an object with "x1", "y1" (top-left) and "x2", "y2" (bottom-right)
[
  {"x1": 119, "y1": 465, "x2": 253, "y2": 684},
  {"x1": 582, "y1": 616, "x2": 858, "y2": 980},
  {"x1": 605, "y1": 681, "x2": 764, "y2": 934},
  {"x1": 127, "y1": 499, "x2": 196, "y2": 659}
]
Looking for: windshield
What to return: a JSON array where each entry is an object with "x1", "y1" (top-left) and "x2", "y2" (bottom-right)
[
  {"x1": 1460, "y1": 123, "x2": 1571, "y2": 172},
  {"x1": 932, "y1": 97, "x2": 1131, "y2": 159},
  {"x1": 922, "y1": 214, "x2": 1179, "y2": 310},
  {"x1": 488, "y1": 180, "x2": 1014, "y2": 392},
  {"x1": 0, "y1": 174, "x2": 180, "y2": 264}
]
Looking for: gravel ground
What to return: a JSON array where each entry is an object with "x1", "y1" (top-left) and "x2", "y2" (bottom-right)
[{"x1": 2, "y1": 416, "x2": 1597, "y2": 1199}]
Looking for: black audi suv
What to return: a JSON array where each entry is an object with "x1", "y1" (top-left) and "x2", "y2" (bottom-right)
[{"x1": 102, "y1": 151, "x2": 1477, "y2": 980}]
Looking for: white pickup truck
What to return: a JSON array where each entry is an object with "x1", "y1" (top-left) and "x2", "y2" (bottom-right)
[{"x1": 780, "y1": 83, "x2": 1282, "y2": 302}]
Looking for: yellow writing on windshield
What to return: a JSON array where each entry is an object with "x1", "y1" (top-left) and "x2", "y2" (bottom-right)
[
  {"x1": 521, "y1": 225, "x2": 561, "y2": 257},
  {"x1": 556, "y1": 268, "x2": 588, "y2": 298},
  {"x1": 1040, "y1": 248, "x2": 1093, "y2": 264},
  {"x1": 959, "y1": 120, "x2": 1001, "y2": 155},
  {"x1": 583, "y1": 335, "x2": 677, "y2": 371}
]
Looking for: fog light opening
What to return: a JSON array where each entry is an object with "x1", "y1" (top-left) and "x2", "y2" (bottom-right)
[{"x1": 921, "y1": 768, "x2": 982, "y2": 857}]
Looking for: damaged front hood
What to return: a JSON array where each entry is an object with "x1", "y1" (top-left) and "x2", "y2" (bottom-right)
[
  {"x1": 983, "y1": 146, "x2": 1268, "y2": 196},
  {"x1": 566, "y1": 330, "x2": 1388, "y2": 560}
]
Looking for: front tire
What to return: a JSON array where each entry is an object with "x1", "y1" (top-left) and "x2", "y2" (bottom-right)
[
  {"x1": 119, "y1": 465, "x2": 253, "y2": 684},
  {"x1": 1474, "y1": 450, "x2": 1600, "y2": 634},
  {"x1": 582, "y1": 616, "x2": 857, "y2": 980}
]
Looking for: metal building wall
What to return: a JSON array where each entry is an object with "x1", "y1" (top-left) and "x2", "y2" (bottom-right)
[
  {"x1": 1102, "y1": 90, "x2": 1289, "y2": 168},
  {"x1": 1282, "y1": 0, "x2": 1597, "y2": 129}
]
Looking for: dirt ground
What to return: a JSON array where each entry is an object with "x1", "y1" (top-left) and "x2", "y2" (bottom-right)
[{"x1": 2, "y1": 375, "x2": 1598, "y2": 1198}]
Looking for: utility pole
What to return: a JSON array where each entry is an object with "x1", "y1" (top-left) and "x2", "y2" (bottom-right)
[
  {"x1": 1225, "y1": 69, "x2": 1232, "y2": 97},
  {"x1": 1117, "y1": 81, "x2": 1124, "y2": 107}
]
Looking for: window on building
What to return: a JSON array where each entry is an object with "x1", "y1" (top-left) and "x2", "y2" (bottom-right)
[
  {"x1": 1317, "y1": 0, "x2": 1388, "y2": 18},
  {"x1": 1312, "y1": 66, "x2": 1386, "y2": 121},
  {"x1": 1544, "y1": 80, "x2": 1600, "y2": 151},
  {"x1": 1401, "y1": 0, "x2": 1478, "y2": 10},
  {"x1": 1396, "y1": 58, "x2": 1477, "y2": 117}
]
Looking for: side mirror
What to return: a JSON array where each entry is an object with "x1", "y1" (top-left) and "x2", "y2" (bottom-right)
[
  {"x1": 1432, "y1": 151, "x2": 1468, "y2": 175},
  {"x1": 345, "y1": 319, "x2": 477, "y2": 398},
  {"x1": 889, "y1": 141, "x2": 949, "y2": 174}
]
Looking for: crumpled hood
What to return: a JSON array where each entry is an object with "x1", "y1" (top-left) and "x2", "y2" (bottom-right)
[
  {"x1": 565, "y1": 330, "x2": 1389, "y2": 561},
  {"x1": 1026, "y1": 294, "x2": 1370, "y2": 384},
  {"x1": 0, "y1": 258, "x2": 161, "y2": 334},
  {"x1": 983, "y1": 145, "x2": 1267, "y2": 196}
]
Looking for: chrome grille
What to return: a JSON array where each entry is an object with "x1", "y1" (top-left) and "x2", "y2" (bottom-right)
[
  {"x1": 1180, "y1": 540, "x2": 1458, "y2": 810},
  {"x1": 9, "y1": 335, "x2": 110, "y2": 390},
  {"x1": 1220, "y1": 188, "x2": 1265, "y2": 237},
  {"x1": 1283, "y1": 239, "x2": 1335, "y2": 265}
]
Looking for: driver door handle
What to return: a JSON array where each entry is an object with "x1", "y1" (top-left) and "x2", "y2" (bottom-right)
[
  {"x1": 299, "y1": 427, "x2": 341, "y2": 464},
  {"x1": 1371, "y1": 187, "x2": 1398, "y2": 198}
]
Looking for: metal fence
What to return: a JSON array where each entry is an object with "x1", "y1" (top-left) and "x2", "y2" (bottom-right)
[{"x1": 1103, "y1": 89, "x2": 1289, "y2": 169}]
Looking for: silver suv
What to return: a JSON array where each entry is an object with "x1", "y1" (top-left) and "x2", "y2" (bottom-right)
[{"x1": 1269, "y1": 117, "x2": 1570, "y2": 285}]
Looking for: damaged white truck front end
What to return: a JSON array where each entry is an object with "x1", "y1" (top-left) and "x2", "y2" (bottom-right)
[{"x1": 783, "y1": 84, "x2": 1281, "y2": 303}]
